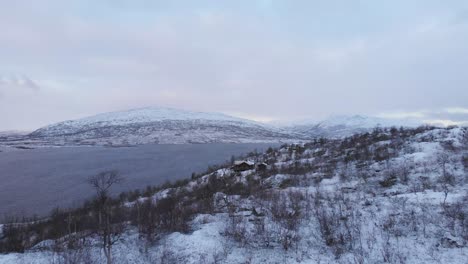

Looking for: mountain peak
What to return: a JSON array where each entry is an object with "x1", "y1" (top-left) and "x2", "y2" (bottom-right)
[
  {"x1": 28, "y1": 106, "x2": 297, "y2": 145},
  {"x1": 59, "y1": 106, "x2": 255, "y2": 127},
  {"x1": 19, "y1": 108, "x2": 430, "y2": 146}
]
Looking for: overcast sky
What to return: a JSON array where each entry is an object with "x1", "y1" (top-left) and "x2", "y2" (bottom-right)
[{"x1": 1, "y1": 0, "x2": 468, "y2": 130}]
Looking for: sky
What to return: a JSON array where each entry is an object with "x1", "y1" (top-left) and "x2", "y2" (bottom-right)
[{"x1": 1, "y1": 0, "x2": 468, "y2": 130}]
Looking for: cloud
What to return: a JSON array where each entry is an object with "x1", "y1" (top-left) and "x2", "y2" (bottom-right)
[
  {"x1": 377, "y1": 108, "x2": 468, "y2": 127},
  {"x1": 444, "y1": 107, "x2": 468, "y2": 114},
  {"x1": 0, "y1": 1, "x2": 467, "y2": 130},
  {"x1": 0, "y1": 74, "x2": 40, "y2": 91},
  {"x1": 377, "y1": 111, "x2": 427, "y2": 119},
  {"x1": 424, "y1": 119, "x2": 468, "y2": 127}
]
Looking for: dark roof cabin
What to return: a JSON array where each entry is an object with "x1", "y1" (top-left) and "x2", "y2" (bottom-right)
[{"x1": 232, "y1": 161, "x2": 255, "y2": 172}]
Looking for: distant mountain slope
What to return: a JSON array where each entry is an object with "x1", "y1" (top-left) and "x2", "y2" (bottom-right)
[
  {"x1": 29, "y1": 107, "x2": 304, "y2": 145},
  {"x1": 2, "y1": 108, "x2": 433, "y2": 147},
  {"x1": 35, "y1": 107, "x2": 256, "y2": 133},
  {"x1": 284, "y1": 115, "x2": 421, "y2": 138}
]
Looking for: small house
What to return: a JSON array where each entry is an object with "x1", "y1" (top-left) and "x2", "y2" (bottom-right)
[{"x1": 232, "y1": 161, "x2": 255, "y2": 172}]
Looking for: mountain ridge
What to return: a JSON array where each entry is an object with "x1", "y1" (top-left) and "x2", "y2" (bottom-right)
[
  {"x1": 27, "y1": 107, "x2": 302, "y2": 145},
  {"x1": 1, "y1": 107, "x2": 438, "y2": 147}
]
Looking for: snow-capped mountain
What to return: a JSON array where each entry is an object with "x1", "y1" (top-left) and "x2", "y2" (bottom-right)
[
  {"x1": 2, "y1": 108, "x2": 432, "y2": 147},
  {"x1": 316, "y1": 114, "x2": 418, "y2": 128},
  {"x1": 285, "y1": 114, "x2": 422, "y2": 138},
  {"x1": 28, "y1": 107, "x2": 303, "y2": 145}
]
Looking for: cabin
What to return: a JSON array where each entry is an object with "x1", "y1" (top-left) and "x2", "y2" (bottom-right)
[
  {"x1": 255, "y1": 162, "x2": 268, "y2": 171},
  {"x1": 232, "y1": 161, "x2": 255, "y2": 172}
]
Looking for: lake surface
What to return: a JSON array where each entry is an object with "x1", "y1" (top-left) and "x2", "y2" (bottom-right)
[{"x1": 0, "y1": 143, "x2": 275, "y2": 219}]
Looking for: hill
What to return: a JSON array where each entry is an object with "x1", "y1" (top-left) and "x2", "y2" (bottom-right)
[
  {"x1": 1, "y1": 107, "x2": 425, "y2": 148},
  {"x1": 27, "y1": 107, "x2": 303, "y2": 145},
  {"x1": 1, "y1": 125, "x2": 467, "y2": 263}
]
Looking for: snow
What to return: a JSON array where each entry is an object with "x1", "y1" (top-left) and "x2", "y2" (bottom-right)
[
  {"x1": 25, "y1": 106, "x2": 300, "y2": 145},
  {"x1": 316, "y1": 114, "x2": 421, "y2": 129},
  {"x1": 292, "y1": 114, "x2": 422, "y2": 129},
  {"x1": 42, "y1": 106, "x2": 259, "y2": 129},
  {"x1": 162, "y1": 215, "x2": 227, "y2": 263},
  {"x1": 279, "y1": 114, "x2": 427, "y2": 139},
  {"x1": 1, "y1": 126, "x2": 467, "y2": 263},
  {"x1": 233, "y1": 160, "x2": 254, "y2": 166},
  {"x1": 4, "y1": 109, "x2": 450, "y2": 148}
]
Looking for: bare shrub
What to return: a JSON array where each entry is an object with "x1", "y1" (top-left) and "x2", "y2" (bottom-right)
[
  {"x1": 52, "y1": 238, "x2": 93, "y2": 264},
  {"x1": 379, "y1": 175, "x2": 397, "y2": 188},
  {"x1": 462, "y1": 155, "x2": 468, "y2": 173},
  {"x1": 270, "y1": 191, "x2": 303, "y2": 251},
  {"x1": 312, "y1": 191, "x2": 363, "y2": 257},
  {"x1": 380, "y1": 236, "x2": 406, "y2": 264},
  {"x1": 88, "y1": 171, "x2": 124, "y2": 264},
  {"x1": 158, "y1": 241, "x2": 178, "y2": 264},
  {"x1": 225, "y1": 214, "x2": 248, "y2": 246},
  {"x1": 442, "y1": 196, "x2": 468, "y2": 242},
  {"x1": 0, "y1": 224, "x2": 28, "y2": 253}
]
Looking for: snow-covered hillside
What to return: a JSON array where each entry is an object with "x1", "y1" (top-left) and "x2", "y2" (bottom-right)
[
  {"x1": 1, "y1": 126, "x2": 467, "y2": 263},
  {"x1": 316, "y1": 115, "x2": 419, "y2": 128},
  {"x1": 34, "y1": 107, "x2": 257, "y2": 132},
  {"x1": 0, "y1": 108, "x2": 442, "y2": 147},
  {"x1": 27, "y1": 107, "x2": 304, "y2": 145},
  {"x1": 285, "y1": 115, "x2": 421, "y2": 138}
]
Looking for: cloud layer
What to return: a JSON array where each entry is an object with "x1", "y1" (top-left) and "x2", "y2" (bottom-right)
[{"x1": 1, "y1": 0, "x2": 468, "y2": 130}]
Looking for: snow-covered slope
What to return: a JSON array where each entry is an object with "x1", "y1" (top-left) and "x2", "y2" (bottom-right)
[
  {"x1": 4, "y1": 109, "x2": 433, "y2": 147},
  {"x1": 29, "y1": 107, "x2": 303, "y2": 145},
  {"x1": 1, "y1": 126, "x2": 467, "y2": 263},
  {"x1": 316, "y1": 114, "x2": 419, "y2": 128},
  {"x1": 286, "y1": 114, "x2": 422, "y2": 138},
  {"x1": 37, "y1": 107, "x2": 256, "y2": 130}
]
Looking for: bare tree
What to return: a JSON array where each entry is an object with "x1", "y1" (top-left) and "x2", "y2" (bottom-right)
[
  {"x1": 88, "y1": 171, "x2": 123, "y2": 264},
  {"x1": 462, "y1": 129, "x2": 468, "y2": 172},
  {"x1": 462, "y1": 129, "x2": 468, "y2": 150},
  {"x1": 88, "y1": 171, "x2": 123, "y2": 203},
  {"x1": 436, "y1": 152, "x2": 454, "y2": 207}
]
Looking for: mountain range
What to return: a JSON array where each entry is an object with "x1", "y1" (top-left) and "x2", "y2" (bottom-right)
[{"x1": 1, "y1": 107, "x2": 425, "y2": 147}]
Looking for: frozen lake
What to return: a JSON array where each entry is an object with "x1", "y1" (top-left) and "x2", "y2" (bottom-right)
[{"x1": 0, "y1": 143, "x2": 274, "y2": 219}]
